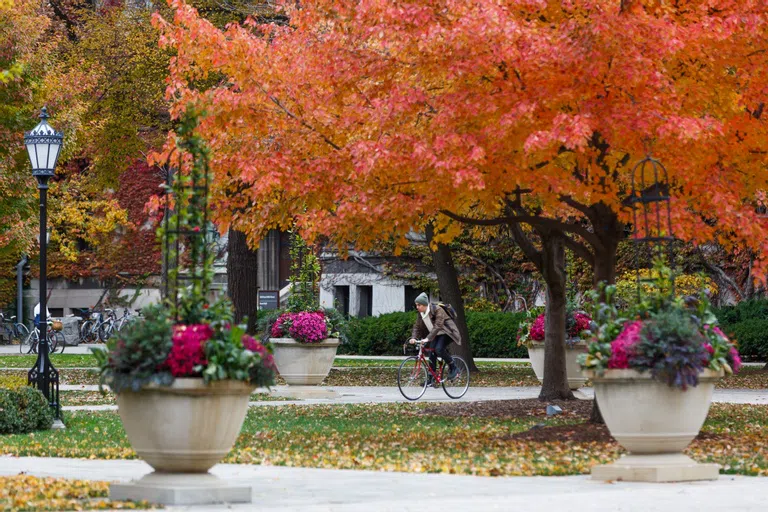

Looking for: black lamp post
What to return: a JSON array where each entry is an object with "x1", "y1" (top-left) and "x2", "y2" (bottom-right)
[{"x1": 24, "y1": 107, "x2": 62, "y2": 423}]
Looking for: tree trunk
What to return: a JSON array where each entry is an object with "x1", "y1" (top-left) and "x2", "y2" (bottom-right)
[
  {"x1": 538, "y1": 232, "x2": 574, "y2": 400},
  {"x1": 425, "y1": 223, "x2": 478, "y2": 372},
  {"x1": 589, "y1": 207, "x2": 624, "y2": 423},
  {"x1": 227, "y1": 228, "x2": 260, "y2": 334}
]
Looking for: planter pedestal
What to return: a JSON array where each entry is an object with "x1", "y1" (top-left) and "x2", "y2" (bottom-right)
[
  {"x1": 591, "y1": 453, "x2": 719, "y2": 483},
  {"x1": 588, "y1": 368, "x2": 722, "y2": 483},
  {"x1": 111, "y1": 472, "x2": 250, "y2": 506}
]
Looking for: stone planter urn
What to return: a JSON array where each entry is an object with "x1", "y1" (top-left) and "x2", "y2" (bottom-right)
[
  {"x1": 528, "y1": 340, "x2": 588, "y2": 389},
  {"x1": 588, "y1": 368, "x2": 723, "y2": 482},
  {"x1": 270, "y1": 337, "x2": 340, "y2": 385},
  {"x1": 110, "y1": 378, "x2": 254, "y2": 505}
]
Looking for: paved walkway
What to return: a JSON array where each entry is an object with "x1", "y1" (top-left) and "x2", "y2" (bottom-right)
[
  {"x1": 57, "y1": 385, "x2": 768, "y2": 412},
  {"x1": 0, "y1": 456, "x2": 765, "y2": 511}
]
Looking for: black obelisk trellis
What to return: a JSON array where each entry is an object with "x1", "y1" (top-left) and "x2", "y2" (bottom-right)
[
  {"x1": 629, "y1": 156, "x2": 675, "y2": 298},
  {"x1": 162, "y1": 115, "x2": 212, "y2": 317}
]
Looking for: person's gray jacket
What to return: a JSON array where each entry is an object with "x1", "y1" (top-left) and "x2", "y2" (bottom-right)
[{"x1": 411, "y1": 303, "x2": 462, "y2": 345}]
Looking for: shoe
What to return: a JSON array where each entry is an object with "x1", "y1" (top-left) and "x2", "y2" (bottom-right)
[
  {"x1": 447, "y1": 364, "x2": 459, "y2": 380},
  {"x1": 426, "y1": 376, "x2": 434, "y2": 387}
]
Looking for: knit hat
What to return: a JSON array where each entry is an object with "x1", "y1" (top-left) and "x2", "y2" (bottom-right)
[{"x1": 414, "y1": 292, "x2": 429, "y2": 306}]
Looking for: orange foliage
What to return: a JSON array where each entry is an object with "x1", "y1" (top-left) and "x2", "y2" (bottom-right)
[{"x1": 153, "y1": 0, "x2": 768, "y2": 277}]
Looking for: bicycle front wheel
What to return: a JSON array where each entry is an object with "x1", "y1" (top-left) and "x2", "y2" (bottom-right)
[
  {"x1": 20, "y1": 329, "x2": 35, "y2": 354},
  {"x1": 48, "y1": 331, "x2": 65, "y2": 353},
  {"x1": 98, "y1": 322, "x2": 113, "y2": 342},
  {"x1": 397, "y1": 356, "x2": 428, "y2": 401},
  {"x1": 442, "y1": 356, "x2": 470, "y2": 399}
]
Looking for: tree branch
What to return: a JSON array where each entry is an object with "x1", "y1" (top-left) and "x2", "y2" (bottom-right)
[
  {"x1": 509, "y1": 223, "x2": 543, "y2": 271},
  {"x1": 563, "y1": 234, "x2": 594, "y2": 267},
  {"x1": 462, "y1": 253, "x2": 515, "y2": 311},
  {"x1": 441, "y1": 209, "x2": 604, "y2": 251}
]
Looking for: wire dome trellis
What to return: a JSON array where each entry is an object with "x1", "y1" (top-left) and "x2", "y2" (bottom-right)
[{"x1": 629, "y1": 156, "x2": 676, "y2": 299}]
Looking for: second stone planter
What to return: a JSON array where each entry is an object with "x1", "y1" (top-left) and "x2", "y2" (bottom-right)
[
  {"x1": 270, "y1": 337, "x2": 340, "y2": 385},
  {"x1": 528, "y1": 340, "x2": 588, "y2": 390}
]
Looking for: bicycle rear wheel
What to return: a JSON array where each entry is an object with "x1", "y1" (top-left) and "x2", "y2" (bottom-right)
[
  {"x1": 14, "y1": 323, "x2": 29, "y2": 345},
  {"x1": 397, "y1": 356, "x2": 428, "y2": 401},
  {"x1": 442, "y1": 356, "x2": 470, "y2": 399},
  {"x1": 81, "y1": 320, "x2": 96, "y2": 343}
]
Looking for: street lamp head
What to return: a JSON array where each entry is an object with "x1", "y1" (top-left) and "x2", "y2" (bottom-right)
[{"x1": 24, "y1": 107, "x2": 63, "y2": 178}]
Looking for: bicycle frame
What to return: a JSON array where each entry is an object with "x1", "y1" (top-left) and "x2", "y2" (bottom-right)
[{"x1": 412, "y1": 342, "x2": 445, "y2": 384}]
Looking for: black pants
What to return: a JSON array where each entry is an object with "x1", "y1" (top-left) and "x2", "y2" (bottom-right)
[{"x1": 428, "y1": 334, "x2": 454, "y2": 375}]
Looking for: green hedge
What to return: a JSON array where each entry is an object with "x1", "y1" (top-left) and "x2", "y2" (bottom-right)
[
  {"x1": 340, "y1": 311, "x2": 529, "y2": 357},
  {"x1": 715, "y1": 299, "x2": 768, "y2": 361},
  {"x1": 0, "y1": 386, "x2": 54, "y2": 434}
]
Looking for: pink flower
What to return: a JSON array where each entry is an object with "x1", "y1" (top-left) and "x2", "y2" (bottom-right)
[
  {"x1": 569, "y1": 312, "x2": 592, "y2": 337},
  {"x1": 529, "y1": 315, "x2": 545, "y2": 341},
  {"x1": 608, "y1": 321, "x2": 642, "y2": 369},
  {"x1": 242, "y1": 334, "x2": 267, "y2": 356},
  {"x1": 288, "y1": 311, "x2": 328, "y2": 343},
  {"x1": 729, "y1": 346, "x2": 743, "y2": 373},
  {"x1": 165, "y1": 323, "x2": 212, "y2": 377}
]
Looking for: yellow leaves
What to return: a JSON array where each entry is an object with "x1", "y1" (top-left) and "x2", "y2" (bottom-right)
[
  {"x1": 48, "y1": 178, "x2": 130, "y2": 262},
  {"x1": 0, "y1": 475, "x2": 153, "y2": 511}
]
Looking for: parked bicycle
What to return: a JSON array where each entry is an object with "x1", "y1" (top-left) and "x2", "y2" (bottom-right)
[
  {"x1": 0, "y1": 312, "x2": 29, "y2": 345},
  {"x1": 79, "y1": 308, "x2": 117, "y2": 343},
  {"x1": 114, "y1": 309, "x2": 135, "y2": 332},
  {"x1": 397, "y1": 339, "x2": 470, "y2": 400},
  {"x1": 19, "y1": 321, "x2": 65, "y2": 354}
]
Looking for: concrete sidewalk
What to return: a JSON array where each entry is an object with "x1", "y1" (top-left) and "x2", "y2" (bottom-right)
[
  {"x1": 57, "y1": 385, "x2": 768, "y2": 412},
  {"x1": 0, "y1": 456, "x2": 765, "y2": 511}
]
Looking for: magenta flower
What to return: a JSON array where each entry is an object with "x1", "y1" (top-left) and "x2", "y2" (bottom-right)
[
  {"x1": 529, "y1": 315, "x2": 545, "y2": 341},
  {"x1": 608, "y1": 321, "x2": 642, "y2": 369},
  {"x1": 288, "y1": 311, "x2": 328, "y2": 343},
  {"x1": 165, "y1": 323, "x2": 212, "y2": 377}
]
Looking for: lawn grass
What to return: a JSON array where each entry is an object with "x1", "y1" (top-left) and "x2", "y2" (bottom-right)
[
  {"x1": 1, "y1": 403, "x2": 766, "y2": 477},
  {"x1": 2, "y1": 365, "x2": 766, "y2": 388},
  {"x1": 0, "y1": 354, "x2": 100, "y2": 368}
]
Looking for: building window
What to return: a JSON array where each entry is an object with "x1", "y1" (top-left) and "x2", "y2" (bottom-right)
[
  {"x1": 357, "y1": 285, "x2": 373, "y2": 318},
  {"x1": 404, "y1": 286, "x2": 425, "y2": 311},
  {"x1": 334, "y1": 285, "x2": 350, "y2": 316},
  {"x1": 49, "y1": 308, "x2": 64, "y2": 318}
]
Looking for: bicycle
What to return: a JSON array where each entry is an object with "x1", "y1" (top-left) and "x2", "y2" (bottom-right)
[
  {"x1": 0, "y1": 312, "x2": 29, "y2": 345},
  {"x1": 20, "y1": 321, "x2": 65, "y2": 354},
  {"x1": 397, "y1": 339, "x2": 470, "y2": 400},
  {"x1": 114, "y1": 309, "x2": 134, "y2": 332},
  {"x1": 79, "y1": 308, "x2": 116, "y2": 343}
]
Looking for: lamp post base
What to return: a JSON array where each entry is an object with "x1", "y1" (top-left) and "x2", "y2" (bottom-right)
[{"x1": 51, "y1": 419, "x2": 66, "y2": 430}]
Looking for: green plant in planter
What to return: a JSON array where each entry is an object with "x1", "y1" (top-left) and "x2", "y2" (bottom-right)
[
  {"x1": 94, "y1": 109, "x2": 276, "y2": 393},
  {"x1": 579, "y1": 260, "x2": 742, "y2": 390},
  {"x1": 262, "y1": 231, "x2": 347, "y2": 344}
]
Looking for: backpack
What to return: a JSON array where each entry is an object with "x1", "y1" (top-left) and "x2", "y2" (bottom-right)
[{"x1": 437, "y1": 302, "x2": 457, "y2": 320}]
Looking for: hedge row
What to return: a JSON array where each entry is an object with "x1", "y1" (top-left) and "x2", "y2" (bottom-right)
[
  {"x1": 339, "y1": 311, "x2": 529, "y2": 358},
  {"x1": 0, "y1": 386, "x2": 54, "y2": 434},
  {"x1": 715, "y1": 299, "x2": 768, "y2": 361}
]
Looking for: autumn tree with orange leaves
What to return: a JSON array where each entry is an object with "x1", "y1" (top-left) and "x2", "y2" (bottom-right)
[{"x1": 154, "y1": 0, "x2": 768, "y2": 399}]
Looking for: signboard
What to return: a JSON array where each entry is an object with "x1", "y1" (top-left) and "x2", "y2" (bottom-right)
[{"x1": 258, "y1": 290, "x2": 279, "y2": 311}]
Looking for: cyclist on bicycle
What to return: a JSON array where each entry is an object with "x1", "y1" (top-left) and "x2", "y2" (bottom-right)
[{"x1": 408, "y1": 292, "x2": 462, "y2": 386}]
